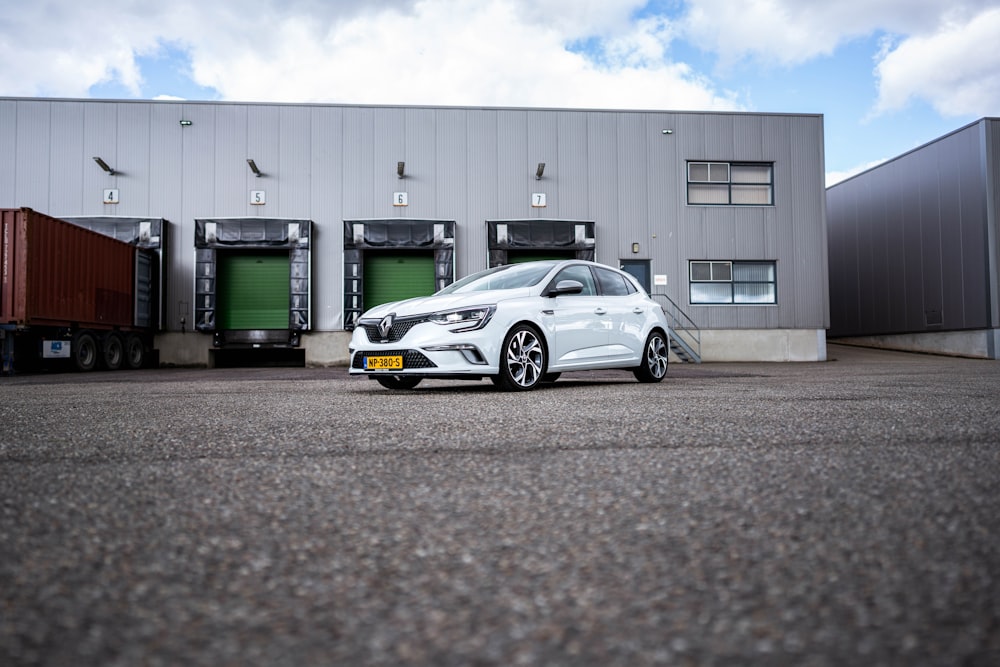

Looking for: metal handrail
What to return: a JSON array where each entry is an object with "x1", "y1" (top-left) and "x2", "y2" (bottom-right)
[{"x1": 651, "y1": 292, "x2": 701, "y2": 363}]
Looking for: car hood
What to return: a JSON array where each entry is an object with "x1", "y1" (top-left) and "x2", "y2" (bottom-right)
[{"x1": 360, "y1": 288, "x2": 532, "y2": 319}]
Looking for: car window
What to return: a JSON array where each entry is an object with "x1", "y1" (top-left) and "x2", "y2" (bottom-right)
[
  {"x1": 553, "y1": 265, "x2": 597, "y2": 296},
  {"x1": 594, "y1": 267, "x2": 634, "y2": 296}
]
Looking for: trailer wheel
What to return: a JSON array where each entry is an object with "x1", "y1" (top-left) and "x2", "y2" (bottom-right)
[
  {"x1": 124, "y1": 334, "x2": 146, "y2": 370},
  {"x1": 72, "y1": 331, "x2": 98, "y2": 372},
  {"x1": 102, "y1": 333, "x2": 124, "y2": 370}
]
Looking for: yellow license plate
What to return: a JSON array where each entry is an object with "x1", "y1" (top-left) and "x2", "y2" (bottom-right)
[{"x1": 365, "y1": 355, "x2": 403, "y2": 370}]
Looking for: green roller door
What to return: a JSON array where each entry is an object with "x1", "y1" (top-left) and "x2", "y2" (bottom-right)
[
  {"x1": 365, "y1": 252, "x2": 436, "y2": 309},
  {"x1": 217, "y1": 252, "x2": 289, "y2": 329}
]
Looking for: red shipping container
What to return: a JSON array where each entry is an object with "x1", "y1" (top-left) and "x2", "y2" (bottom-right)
[{"x1": 1, "y1": 208, "x2": 136, "y2": 329}]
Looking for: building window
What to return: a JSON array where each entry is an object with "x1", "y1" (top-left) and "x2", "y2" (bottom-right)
[
  {"x1": 687, "y1": 162, "x2": 773, "y2": 205},
  {"x1": 689, "y1": 261, "x2": 776, "y2": 304}
]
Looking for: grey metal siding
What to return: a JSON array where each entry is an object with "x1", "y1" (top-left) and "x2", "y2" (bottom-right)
[
  {"x1": 151, "y1": 104, "x2": 187, "y2": 326},
  {"x1": 787, "y1": 115, "x2": 830, "y2": 330},
  {"x1": 586, "y1": 112, "x2": 619, "y2": 261},
  {"x1": 49, "y1": 101, "x2": 86, "y2": 215},
  {"x1": 215, "y1": 104, "x2": 245, "y2": 213},
  {"x1": 0, "y1": 101, "x2": 16, "y2": 205},
  {"x1": 434, "y1": 108, "x2": 469, "y2": 277},
  {"x1": 15, "y1": 101, "x2": 51, "y2": 210},
  {"x1": 0, "y1": 98, "x2": 826, "y2": 336},
  {"x1": 985, "y1": 119, "x2": 1000, "y2": 329},
  {"x1": 556, "y1": 111, "x2": 587, "y2": 221},
  {"x1": 309, "y1": 106, "x2": 344, "y2": 330},
  {"x1": 672, "y1": 113, "x2": 827, "y2": 331},
  {"x1": 828, "y1": 119, "x2": 995, "y2": 337},
  {"x1": 117, "y1": 103, "x2": 151, "y2": 214},
  {"x1": 405, "y1": 107, "x2": 438, "y2": 219},
  {"x1": 373, "y1": 107, "x2": 404, "y2": 217},
  {"x1": 526, "y1": 111, "x2": 558, "y2": 216},
  {"x1": 616, "y1": 113, "x2": 648, "y2": 269},
  {"x1": 465, "y1": 110, "x2": 498, "y2": 275},
  {"x1": 496, "y1": 110, "x2": 527, "y2": 220}
]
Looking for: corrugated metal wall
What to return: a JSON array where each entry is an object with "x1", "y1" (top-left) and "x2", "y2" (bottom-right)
[
  {"x1": 827, "y1": 118, "x2": 999, "y2": 338},
  {"x1": 0, "y1": 97, "x2": 827, "y2": 334},
  {"x1": 986, "y1": 120, "x2": 1000, "y2": 330}
]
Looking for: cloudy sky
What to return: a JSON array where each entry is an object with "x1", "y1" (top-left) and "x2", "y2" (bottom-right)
[{"x1": 1, "y1": 0, "x2": 998, "y2": 185}]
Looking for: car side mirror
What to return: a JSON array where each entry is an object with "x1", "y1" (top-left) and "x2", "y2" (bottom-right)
[{"x1": 546, "y1": 279, "x2": 584, "y2": 297}]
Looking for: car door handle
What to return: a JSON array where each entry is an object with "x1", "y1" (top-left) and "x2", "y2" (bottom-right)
[
  {"x1": 594, "y1": 307, "x2": 607, "y2": 315},
  {"x1": 633, "y1": 307, "x2": 644, "y2": 314}
]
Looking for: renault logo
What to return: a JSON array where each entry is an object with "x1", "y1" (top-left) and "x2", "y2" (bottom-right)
[{"x1": 378, "y1": 313, "x2": 395, "y2": 339}]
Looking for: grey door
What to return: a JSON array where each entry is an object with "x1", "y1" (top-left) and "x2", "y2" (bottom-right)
[{"x1": 620, "y1": 260, "x2": 651, "y2": 293}]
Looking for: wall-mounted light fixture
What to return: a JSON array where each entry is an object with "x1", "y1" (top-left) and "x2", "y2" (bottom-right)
[
  {"x1": 247, "y1": 158, "x2": 263, "y2": 177},
  {"x1": 92, "y1": 156, "x2": 116, "y2": 175},
  {"x1": 397, "y1": 161, "x2": 405, "y2": 179},
  {"x1": 179, "y1": 119, "x2": 193, "y2": 127},
  {"x1": 535, "y1": 162, "x2": 546, "y2": 180},
  {"x1": 661, "y1": 129, "x2": 673, "y2": 135},
  {"x1": 632, "y1": 242, "x2": 640, "y2": 254}
]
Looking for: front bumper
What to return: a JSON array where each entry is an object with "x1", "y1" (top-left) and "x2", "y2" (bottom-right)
[{"x1": 348, "y1": 320, "x2": 501, "y2": 378}]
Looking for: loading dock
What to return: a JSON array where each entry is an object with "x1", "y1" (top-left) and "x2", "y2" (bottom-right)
[
  {"x1": 487, "y1": 220, "x2": 595, "y2": 267},
  {"x1": 343, "y1": 219, "x2": 455, "y2": 329},
  {"x1": 194, "y1": 217, "x2": 311, "y2": 351}
]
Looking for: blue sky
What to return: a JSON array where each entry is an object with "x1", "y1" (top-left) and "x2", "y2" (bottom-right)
[{"x1": 2, "y1": 0, "x2": 998, "y2": 185}]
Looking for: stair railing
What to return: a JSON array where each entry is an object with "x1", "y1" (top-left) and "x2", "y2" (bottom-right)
[{"x1": 651, "y1": 292, "x2": 701, "y2": 363}]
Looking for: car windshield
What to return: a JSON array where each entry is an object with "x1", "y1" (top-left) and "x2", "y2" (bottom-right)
[{"x1": 437, "y1": 262, "x2": 558, "y2": 294}]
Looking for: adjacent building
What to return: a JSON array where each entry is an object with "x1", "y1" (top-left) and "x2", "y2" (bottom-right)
[
  {"x1": 0, "y1": 97, "x2": 829, "y2": 366},
  {"x1": 827, "y1": 118, "x2": 1000, "y2": 359}
]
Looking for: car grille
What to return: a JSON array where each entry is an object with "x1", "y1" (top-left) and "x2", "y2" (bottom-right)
[
  {"x1": 359, "y1": 316, "x2": 427, "y2": 343},
  {"x1": 352, "y1": 349, "x2": 437, "y2": 370}
]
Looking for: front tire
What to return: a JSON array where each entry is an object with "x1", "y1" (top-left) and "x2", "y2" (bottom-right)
[
  {"x1": 375, "y1": 375, "x2": 422, "y2": 390},
  {"x1": 496, "y1": 324, "x2": 546, "y2": 391},
  {"x1": 633, "y1": 330, "x2": 669, "y2": 383}
]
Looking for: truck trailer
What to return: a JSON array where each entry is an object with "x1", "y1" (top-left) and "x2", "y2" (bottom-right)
[{"x1": 1, "y1": 208, "x2": 159, "y2": 374}]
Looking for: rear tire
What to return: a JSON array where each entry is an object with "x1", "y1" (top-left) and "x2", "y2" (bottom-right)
[
  {"x1": 101, "y1": 333, "x2": 124, "y2": 370},
  {"x1": 124, "y1": 334, "x2": 146, "y2": 369},
  {"x1": 71, "y1": 331, "x2": 98, "y2": 372},
  {"x1": 633, "y1": 330, "x2": 669, "y2": 383},
  {"x1": 375, "y1": 375, "x2": 422, "y2": 390}
]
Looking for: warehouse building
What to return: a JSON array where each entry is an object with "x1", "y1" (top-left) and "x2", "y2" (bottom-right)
[
  {"x1": 827, "y1": 118, "x2": 1000, "y2": 359},
  {"x1": 0, "y1": 97, "x2": 828, "y2": 366}
]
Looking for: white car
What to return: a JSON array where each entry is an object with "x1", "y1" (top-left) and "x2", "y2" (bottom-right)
[{"x1": 349, "y1": 260, "x2": 671, "y2": 391}]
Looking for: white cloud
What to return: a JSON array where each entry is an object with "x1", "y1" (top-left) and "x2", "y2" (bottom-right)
[
  {"x1": 182, "y1": 0, "x2": 736, "y2": 110},
  {"x1": 681, "y1": 0, "x2": 995, "y2": 68},
  {"x1": 0, "y1": 0, "x2": 411, "y2": 97},
  {"x1": 0, "y1": 0, "x2": 739, "y2": 111},
  {"x1": 873, "y1": 7, "x2": 1000, "y2": 117},
  {"x1": 3, "y1": 0, "x2": 996, "y2": 124}
]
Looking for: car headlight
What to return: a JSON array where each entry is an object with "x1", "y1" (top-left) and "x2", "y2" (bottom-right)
[{"x1": 427, "y1": 305, "x2": 496, "y2": 332}]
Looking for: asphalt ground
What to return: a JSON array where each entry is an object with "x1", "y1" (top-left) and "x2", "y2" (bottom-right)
[{"x1": 1, "y1": 344, "x2": 999, "y2": 666}]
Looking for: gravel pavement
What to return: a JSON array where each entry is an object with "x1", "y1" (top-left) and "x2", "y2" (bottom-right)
[{"x1": 1, "y1": 343, "x2": 999, "y2": 666}]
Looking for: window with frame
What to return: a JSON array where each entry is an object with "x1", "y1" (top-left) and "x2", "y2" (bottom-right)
[
  {"x1": 689, "y1": 261, "x2": 776, "y2": 304},
  {"x1": 687, "y1": 162, "x2": 773, "y2": 205}
]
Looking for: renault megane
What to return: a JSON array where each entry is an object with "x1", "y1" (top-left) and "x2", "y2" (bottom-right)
[{"x1": 349, "y1": 260, "x2": 671, "y2": 391}]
